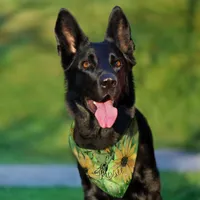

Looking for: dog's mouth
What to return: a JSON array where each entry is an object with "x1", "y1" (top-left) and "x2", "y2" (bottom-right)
[{"x1": 86, "y1": 95, "x2": 118, "y2": 128}]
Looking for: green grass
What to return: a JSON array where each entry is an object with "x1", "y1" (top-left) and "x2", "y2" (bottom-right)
[
  {"x1": 0, "y1": 0, "x2": 200, "y2": 163},
  {"x1": 0, "y1": 188, "x2": 83, "y2": 200},
  {"x1": 161, "y1": 172, "x2": 200, "y2": 200},
  {"x1": 0, "y1": 172, "x2": 200, "y2": 200}
]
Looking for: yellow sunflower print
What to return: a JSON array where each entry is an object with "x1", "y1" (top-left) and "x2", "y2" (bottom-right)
[
  {"x1": 112, "y1": 140, "x2": 137, "y2": 183},
  {"x1": 73, "y1": 148, "x2": 98, "y2": 179}
]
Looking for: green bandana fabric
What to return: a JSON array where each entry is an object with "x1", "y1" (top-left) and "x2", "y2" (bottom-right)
[{"x1": 68, "y1": 118, "x2": 139, "y2": 198}]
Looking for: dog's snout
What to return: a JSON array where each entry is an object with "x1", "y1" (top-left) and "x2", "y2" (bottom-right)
[{"x1": 100, "y1": 73, "x2": 117, "y2": 89}]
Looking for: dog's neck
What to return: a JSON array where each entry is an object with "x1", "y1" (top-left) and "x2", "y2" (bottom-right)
[{"x1": 72, "y1": 104, "x2": 135, "y2": 149}]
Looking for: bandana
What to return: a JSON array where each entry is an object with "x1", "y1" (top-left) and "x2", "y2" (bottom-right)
[{"x1": 69, "y1": 118, "x2": 139, "y2": 198}]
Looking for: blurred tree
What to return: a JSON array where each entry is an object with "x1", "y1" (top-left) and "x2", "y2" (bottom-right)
[{"x1": 185, "y1": 0, "x2": 198, "y2": 67}]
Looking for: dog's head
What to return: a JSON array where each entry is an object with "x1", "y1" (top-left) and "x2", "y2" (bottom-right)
[{"x1": 55, "y1": 6, "x2": 136, "y2": 129}]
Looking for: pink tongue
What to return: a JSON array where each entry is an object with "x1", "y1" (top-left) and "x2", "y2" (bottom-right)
[{"x1": 95, "y1": 100, "x2": 118, "y2": 128}]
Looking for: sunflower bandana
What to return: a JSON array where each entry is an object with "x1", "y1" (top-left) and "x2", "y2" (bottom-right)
[{"x1": 69, "y1": 118, "x2": 139, "y2": 198}]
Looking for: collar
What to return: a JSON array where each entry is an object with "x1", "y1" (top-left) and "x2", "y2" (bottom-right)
[{"x1": 68, "y1": 116, "x2": 139, "y2": 198}]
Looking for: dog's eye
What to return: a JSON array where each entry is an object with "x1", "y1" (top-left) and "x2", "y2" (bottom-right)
[
  {"x1": 114, "y1": 60, "x2": 122, "y2": 68},
  {"x1": 82, "y1": 61, "x2": 90, "y2": 69}
]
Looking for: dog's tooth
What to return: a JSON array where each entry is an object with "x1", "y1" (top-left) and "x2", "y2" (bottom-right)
[{"x1": 93, "y1": 101, "x2": 96, "y2": 105}]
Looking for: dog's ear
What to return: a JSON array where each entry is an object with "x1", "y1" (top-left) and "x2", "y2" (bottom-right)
[
  {"x1": 105, "y1": 6, "x2": 135, "y2": 67},
  {"x1": 55, "y1": 9, "x2": 88, "y2": 69}
]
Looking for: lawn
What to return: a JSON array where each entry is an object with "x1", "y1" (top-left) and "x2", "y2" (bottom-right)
[
  {"x1": 0, "y1": 0, "x2": 200, "y2": 164},
  {"x1": 0, "y1": 172, "x2": 200, "y2": 200}
]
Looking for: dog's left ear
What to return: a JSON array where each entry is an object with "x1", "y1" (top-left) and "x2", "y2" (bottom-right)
[{"x1": 105, "y1": 6, "x2": 135, "y2": 67}]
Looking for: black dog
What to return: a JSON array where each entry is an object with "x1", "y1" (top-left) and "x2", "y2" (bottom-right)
[{"x1": 55, "y1": 6, "x2": 162, "y2": 200}]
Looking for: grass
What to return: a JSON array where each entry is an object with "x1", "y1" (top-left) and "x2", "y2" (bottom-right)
[
  {"x1": 0, "y1": 172, "x2": 200, "y2": 200},
  {"x1": 0, "y1": 188, "x2": 83, "y2": 200},
  {"x1": 0, "y1": 0, "x2": 200, "y2": 163}
]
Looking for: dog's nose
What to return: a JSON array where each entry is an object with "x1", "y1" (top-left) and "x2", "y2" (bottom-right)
[{"x1": 100, "y1": 73, "x2": 117, "y2": 89}]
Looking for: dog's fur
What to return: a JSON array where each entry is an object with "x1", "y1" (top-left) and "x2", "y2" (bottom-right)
[{"x1": 55, "y1": 6, "x2": 162, "y2": 200}]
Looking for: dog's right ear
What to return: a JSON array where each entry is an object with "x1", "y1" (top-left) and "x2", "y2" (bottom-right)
[{"x1": 55, "y1": 9, "x2": 88, "y2": 69}]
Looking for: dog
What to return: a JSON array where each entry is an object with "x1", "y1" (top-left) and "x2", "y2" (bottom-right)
[{"x1": 54, "y1": 6, "x2": 162, "y2": 200}]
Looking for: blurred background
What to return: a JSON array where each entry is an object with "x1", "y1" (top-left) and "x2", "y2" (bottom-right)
[{"x1": 0, "y1": 0, "x2": 200, "y2": 199}]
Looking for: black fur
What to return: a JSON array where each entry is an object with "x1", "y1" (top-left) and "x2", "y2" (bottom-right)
[{"x1": 55, "y1": 6, "x2": 162, "y2": 200}]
